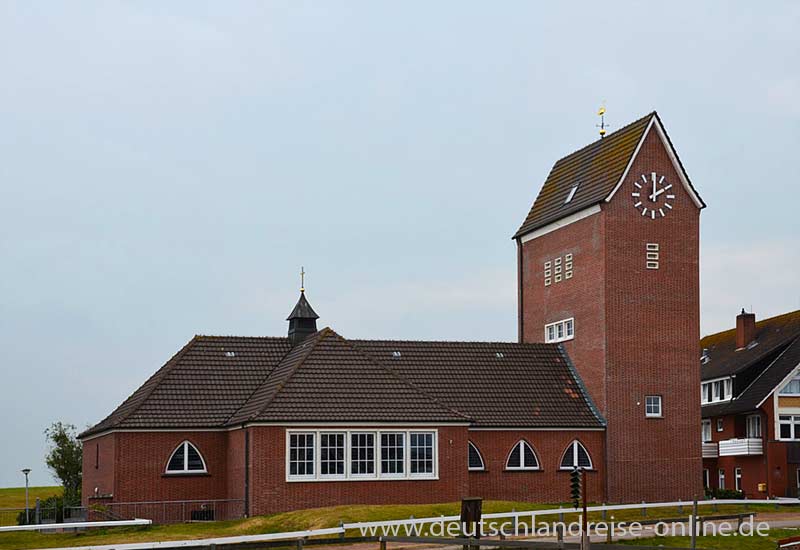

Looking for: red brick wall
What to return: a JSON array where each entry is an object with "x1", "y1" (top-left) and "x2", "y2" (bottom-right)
[
  {"x1": 226, "y1": 429, "x2": 247, "y2": 504},
  {"x1": 113, "y1": 432, "x2": 229, "y2": 503},
  {"x1": 248, "y1": 425, "x2": 470, "y2": 515},
  {"x1": 81, "y1": 433, "x2": 116, "y2": 505},
  {"x1": 603, "y1": 128, "x2": 702, "y2": 502},
  {"x1": 520, "y1": 212, "x2": 608, "y2": 413},
  {"x1": 467, "y1": 430, "x2": 605, "y2": 502}
]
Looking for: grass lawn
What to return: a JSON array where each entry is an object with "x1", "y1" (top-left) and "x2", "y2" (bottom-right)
[
  {"x1": 0, "y1": 498, "x2": 797, "y2": 550},
  {"x1": 0, "y1": 487, "x2": 61, "y2": 509},
  {"x1": 622, "y1": 527, "x2": 800, "y2": 549}
]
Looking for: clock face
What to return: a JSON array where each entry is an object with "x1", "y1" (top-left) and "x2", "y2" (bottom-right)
[{"x1": 631, "y1": 172, "x2": 675, "y2": 219}]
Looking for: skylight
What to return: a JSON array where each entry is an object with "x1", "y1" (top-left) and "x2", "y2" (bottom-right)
[{"x1": 565, "y1": 184, "x2": 579, "y2": 204}]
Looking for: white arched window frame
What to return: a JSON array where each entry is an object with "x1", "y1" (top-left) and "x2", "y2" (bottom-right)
[
  {"x1": 559, "y1": 440, "x2": 593, "y2": 470},
  {"x1": 468, "y1": 441, "x2": 485, "y2": 471},
  {"x1": 165, "y1": 441, "x2": 207, "y2": 474},
  {"x1": 505, "y1": 440, "x2": 540, "y2": 471}
]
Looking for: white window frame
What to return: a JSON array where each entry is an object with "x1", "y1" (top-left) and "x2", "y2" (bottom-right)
[
  {"x1": 746, "y1": 414, "x2": 762, "y2": 438},
  {"x1": 701, "y1": 377, "x2": 733, "y2": 405},
  {"x1": 718, "y1": 468, "x2": 725, "y2": 489},
  {"x1": 559, "y1": 440, "x2": 594, "y2": 470},
  {"x1": 702, "y1": 419, "x2": 712, "y2": 442},
  {"x1": 716, "y1": 418, "x2": 724, "y2": 432},
  {"x1": 735, "y1": 467, "x2": 742, "y2": 492},
  {"x1": 285, "y1": 429, "x2": 438, "y2": 482},
  {"x1": 645, "y1": 395, "x2": 663, "y2": 418},
  {"x1": 703, "y1": 468, "x2": 710, "y2": 489},
  {"x1": 779, "y1": 415, "x2": 800, "y2": 441},
  {"x1": 467, "y1": 441, "x2": 485, "y2": 471},
  {"x1": 545, "y1": 318, "x2": 575, "y2": 344},
  {"x1": 165, "y1": 441, "x2": 208, "y2": 474},
  {"x1": 505, "y1": 440, "x2": 540, "y2": 471}
]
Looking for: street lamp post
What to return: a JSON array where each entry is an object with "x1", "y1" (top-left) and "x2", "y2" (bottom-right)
[{"x1": 21, "y1": 469, "x2": 31, "y2": 524}]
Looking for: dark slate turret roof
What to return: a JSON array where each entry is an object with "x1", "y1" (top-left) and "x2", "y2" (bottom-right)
[
  {"x1": 80, "y1": 328, "x2": 605, "y2": 438},
  {"x1": 701, "y1": 310, "x2": 800, "y2": 417},
  {"x1": 286, "y1": 292, "x2": 319, "y2": 320}
]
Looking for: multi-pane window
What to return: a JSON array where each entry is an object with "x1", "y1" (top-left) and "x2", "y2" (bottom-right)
[
  {"x1": 165, "y1": 441, "x2": 207, "y2": 473},
  {"x1": 468, "y1": 442, "x2": 485, "y2": 471},
  {"x1": 559, "y1": 440, "x2": 592, "y2": 470},
  {"x1": 289, "y1": 433, "x2": 315, "y2": 477},
  {"x1": 410, "y1": 433, "x2": 434, "y2": 475},
  {"x1": 320, "y1": 433, "x2": 345, "y2": 476},
  {"x1": 544, "y1": 318, "x2": 574, "y2": 343},
  {"x1": 544, "y1": 254, "x2": 573, "y2": 286},
  {"x1": 350, "y1": 433, "x2": 375, "y2": 476},
  {"x1": 701, "y1": 378, "x2": 732, "y2": 404},
  {"x1": 381, "y1": 433, "x2": 405, "y2": 475},
  {"x1": 780, "y1": 376, "x2": 800, "y2": 395},
  {"x1": 779, "y1": 415, "x2": 800, "y2": 440},
  {"x1": 506, "y1": 441, "x2": 540, "y2": 470},
  {"x1": 702, "y1": 420, "x2": 712, "y2": 442},
  {"x1": 645, "y1": 395, "x2": 662, "y2": 417},
  {"x1": 746, "y1": 415, "x2": 762, "y2": 438}
]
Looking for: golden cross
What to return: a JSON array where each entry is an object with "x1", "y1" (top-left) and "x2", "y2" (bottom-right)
[{"x1": 300, "y1": 266, "x2": 305, "y2": 292}]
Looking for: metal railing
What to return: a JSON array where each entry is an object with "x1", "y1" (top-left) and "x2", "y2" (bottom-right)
[{"x1": 95, "y1": 499, "x2": 245, "y2": 524}]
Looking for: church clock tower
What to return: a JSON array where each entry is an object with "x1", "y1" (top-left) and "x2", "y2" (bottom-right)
[{"x1": 514, "y1": 112, "x2": 705, "y2": 502}]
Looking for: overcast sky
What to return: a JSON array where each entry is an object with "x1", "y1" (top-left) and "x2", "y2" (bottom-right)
[{"x1": 1, "y1": 2, "x2": 798, "y2": 488}]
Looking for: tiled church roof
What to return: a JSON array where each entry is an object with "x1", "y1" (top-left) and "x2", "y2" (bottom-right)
[{"x1": 80, "y1": 329, "x2": 605, "y2": 438}]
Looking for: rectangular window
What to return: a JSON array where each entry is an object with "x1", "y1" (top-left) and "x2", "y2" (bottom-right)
[
  {"x1": 409, "y1": 432, "x2": 434, "y2": 476},
  {"x1": 350, "y1": 433, "x2": 375, "y2": 476},
  {"x1": 319, "y1": 433, "x2": 345, "y2": 477},
  {"x1": 718, "y1": 469, "x2": 725, "y2": 490},
  {"x1": 289, "y1": 433, "x2": 315, "y2": 478},
  {"x1": 288, "y1": 430, "x2": 436, "y2": 481},
  {"x1": 703, "y1": 468, "x2": 710, "y2": 488},
  {"x1": 735, "y1": 468, "x2": 742, "y2": 492},
  {"x1": 380, "y1": 433, "x2": 405, "y2": 476},
  {"x1": 779, "y1": 415, "x2": 800, "y2": 440},
  {"x1": 702, "y1": 420, "x2": 712, "y2": 442},
  {"x1": 544, "y1": 318, "x2": 575, "y2": 344},
  {"x1": 702, "y1": 379, "x2": 733, "y2": 404},
  {"x1": 717, "y1": 418, "x2": 724, "y2": 432},
  {"x1": 645, "y1": 395, "x2": 662, "y2": 417},
  {"x1": 746, "y1": 415, "x2": 762, "y2": 438}
]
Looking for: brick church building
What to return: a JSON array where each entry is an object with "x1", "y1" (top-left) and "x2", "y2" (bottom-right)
[{"x1": 81, "y1": 112, "x2": 706, "y2": 517}]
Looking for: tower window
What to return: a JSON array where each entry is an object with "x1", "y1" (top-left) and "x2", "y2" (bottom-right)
[
  {"x1": 560, "y1": 440, "x2": 592, "y2": 470},
  {"x1": 645, "y1": 395, "x2": 662, "y2": 417},
  {"x1": 545, "y1": 318, "x2": 574, "y2": 343},
  {"x1": 505, "y1": 441, "x2": 540, "y2": 470},
  {"x1": 166, "y1": 441, "x2": 207, "y2": 474},
  {"x1": 646, "y1": 243, "x2": 660, "y2": 270},
  {"x1": 468, "y1": 442, "x2": 485, "y2": 471}
]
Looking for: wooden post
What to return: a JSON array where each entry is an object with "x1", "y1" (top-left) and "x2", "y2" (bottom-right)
[
  {"x1": 339, "y1": 520, "x2": 345, "y2": 540},
  {"x1": 35, "y1": 498, "x2": 40, "y2": 525},
  {"x1": 601, "y1": 503, "x2": 606, "y2": 521},
  {"x1": 690, "y1": 496, "x2": 698, "y2": 550},
  {"x1": 678, "y1": 498, "x2": 683, "y2": 514},
  {"x1": 641, "y1": 500, "x2": 646, "y2": 517},
  {"x1": 379, "y1": 538, "x2": 387, "y2": 550},
  {"x1": 296, "y1": 538, "x2": 304, "y2": 550},
  {"x1": 556, "y1": 524, "x2": 564, "y2": 550}
]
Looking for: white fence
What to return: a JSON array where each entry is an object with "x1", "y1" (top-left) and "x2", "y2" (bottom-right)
[
  {"x1": 0, "y1": 518, "x2": 152, "y2": 533},
  {"x1": 12, "y1": 498, "x2": 800, "y2": 550}
]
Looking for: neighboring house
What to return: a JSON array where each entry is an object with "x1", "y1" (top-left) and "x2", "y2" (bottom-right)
[
  {"x1": 80, "y1": 111, "x2": 706, "y2": 514},
  {"x1": 701, "y1": 310, "x2": 800, "y2": 498}
]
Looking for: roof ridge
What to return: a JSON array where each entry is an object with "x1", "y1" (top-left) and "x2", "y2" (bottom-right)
[
  {"x1": 343, "y1": 334, "x2": 472, "y2": 421},
  {"x1": 230, "y1": 328, "x2": 331, "y2": 424},
  {"x1": 349, "y1": 337, "x2": 559, "y2": 346},
  {"x1": 702, "y1": 309, "x2": 800, "y2": 341},
  {"x1": 80, "y1": 336, "x2": 199, "y2": 438}
]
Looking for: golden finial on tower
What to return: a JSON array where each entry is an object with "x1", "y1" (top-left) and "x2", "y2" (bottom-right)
[
  {"x1": 596, "y1": 102, "x2": 609, "y2": 138},
  {"x1": 300, "y1": 266, "x2": 306, "y2": 293}
]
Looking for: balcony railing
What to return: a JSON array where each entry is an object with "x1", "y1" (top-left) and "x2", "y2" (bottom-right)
[
  {"x1": 718, "y1": 438, "x2": 763, "y2": 456},
  {"x1": 702, "y1": 442, "x2": 719, "y2": 458}
]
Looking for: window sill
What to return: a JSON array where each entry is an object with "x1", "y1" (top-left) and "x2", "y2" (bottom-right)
[
  {"x1": 162, "y1": 472, "x2": 210, "y2": 478},
  {"x1": 286, "y1": 476, "x2": 439, "y2": 483},
  {"x1": 504, "y1": 469, "x2": 542, "y2": 473},
  {"x1": 646, "y1": 415, "x2": 664, "y2": 419}
]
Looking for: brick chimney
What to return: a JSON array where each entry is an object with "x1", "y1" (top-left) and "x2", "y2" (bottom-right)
[{"x1": 736, "y1": 309, "x2": 756, "y2": 349}]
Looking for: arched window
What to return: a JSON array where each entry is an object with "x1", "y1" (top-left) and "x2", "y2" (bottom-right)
[
  {"x1": 560, "y1": 440, "x2": 592, "y2": 470},
  {"x1": 505, "y1": 440, "x2": 539, "y2": 470},
  {"x1": 166, "y1": 441, "x2": 207, "y2": 473},
  {"x1": 468, "y1": 441, "x2": 485, "y2": 471}
]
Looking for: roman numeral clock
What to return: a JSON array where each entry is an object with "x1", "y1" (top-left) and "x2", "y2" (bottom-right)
[{"x1": 631, "y1": 172, "x2": 675, "y2": 219}]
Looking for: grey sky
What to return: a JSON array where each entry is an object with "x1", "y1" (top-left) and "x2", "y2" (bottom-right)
[{"x1": 1, "y1": 2, "x2": 798, "y2": 488}]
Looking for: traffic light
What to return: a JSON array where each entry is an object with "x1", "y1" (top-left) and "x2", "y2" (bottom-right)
[{"x1": 570, "y1": 467, "x2": 582, "y2": 509}]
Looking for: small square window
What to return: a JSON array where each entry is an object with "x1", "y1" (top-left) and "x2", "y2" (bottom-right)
[
  {"x1": 646, "y1": 243, "x2": 659, "y2": 251},
  {"x1": 646, "y1": 252, "x2": 659, "y2": 260},
  {"x1": 646, "y1": 261, "x2": 659, "y2": 270},
  {"x1": 544, "y1": 278, "x2": 551, "y2": 286},
  {"x1": 554, "y1": 265, "x2": 562, "y2": 274},
  {"x1": 544, "y1": 269, "x2": 552, "y2": 277},
  {"x1": 565, "y1": 261, "x2": 573, "y2": 271},
  {"x1": 544, "y1": 261, "x2": 552, "y2": 269},
  {"x1": 565, "y1": 253, "x2": 573, "y2": 261},
  {"x1": 554, "y1": 274, "x2": 562, "y2": 283},
  {"x1": 645, "y1": 395, "x2": 662, "y2": 417},
  {"x1": 554, "y1": 257, "x2": 562, "y2": 266},
  {"x1": 565, "y1": 271, "x2": 573, "y2": 279}
]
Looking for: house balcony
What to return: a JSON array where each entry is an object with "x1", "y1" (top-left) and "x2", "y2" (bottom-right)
[
  {"x1": 702, "y1": 442, "x2": 719, "y2": 458},
  {"x1": 718, "y1": 438, "x2": 763, "y2": 456}
]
